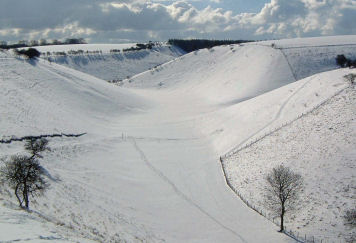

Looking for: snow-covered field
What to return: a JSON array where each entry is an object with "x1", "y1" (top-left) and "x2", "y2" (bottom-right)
[
  {"x1": 33, "y1": 44, "x2": 185, "y2": 81},
  {"x1": 0, "y1": 35, "x2": 355, "y2": 242},
  {"x1": 34, "y1": 44, "x2": 138, "y2": 54}
]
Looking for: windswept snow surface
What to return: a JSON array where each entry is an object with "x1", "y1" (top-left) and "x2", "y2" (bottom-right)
[
  {"x1": 33, "y1": 44, "x2": 185, "y2": 81},
  {"x1": 1, "y1": 35, "x2": 355, "y2": 242},
  {"x1": 223, "y1": 83, "x2": 356, "y2": 242}
]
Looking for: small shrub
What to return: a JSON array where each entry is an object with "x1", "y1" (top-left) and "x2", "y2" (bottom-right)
[
  {"x1": 344, "y1": 208, "x2": 356, "y2": 227},
  {"x1": 15, "y1": 48, "x2": 41, "y2": 59},
  {"x1": 336, "y1": 55, "x2": 347, "y2": 67},
  {"x1": 344, "y1": 73, "x2": 356, "y2": 85},
  {"x1": 336, "y1": 55, "x2": 356, "y2": 68}
]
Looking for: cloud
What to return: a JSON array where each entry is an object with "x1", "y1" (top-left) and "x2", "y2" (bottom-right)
[
  {"x1": 247, "y1": 0, "x2": 356, "y2": 37},
  {"x1": 0, "y1": 0, "x2": 355, "y2": 43}
]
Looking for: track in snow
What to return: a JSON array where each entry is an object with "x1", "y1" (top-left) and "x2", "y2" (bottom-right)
[
  {"x1": 224, "y1": 76, "x2": 314, "y2": 156},
  {"x1": 129, "y1": 137, "x2": 247, "y2": 243}
]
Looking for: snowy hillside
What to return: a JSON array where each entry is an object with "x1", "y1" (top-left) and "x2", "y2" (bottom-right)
[
  {"x1": 33, "y1": 44, "x2": 185, "y2": 81},
  {"x1": 1, "y1": 35, "x2": 355, "y2": 242},
  {"x1": 34, "y1": 43, "x2": 138, "y2": 54},
  {"x1": 251, "y1": 35, "x2": 356, "y2": 80},
  {"x1": 0, "y1": 53, "x2": 149, "y2": 139},
  {"x1": 222, "y1": 75, "x2": 356, "y2": 242},
  {"x1": 0, "y1": 50, "x2": 288, "y2": 242}
]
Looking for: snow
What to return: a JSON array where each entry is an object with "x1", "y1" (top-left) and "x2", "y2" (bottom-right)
[
  {"x1": 255, "y1": 35, "x2": 356, "y2": 48},
  {"x1": 0, "y1": 55, "x2": 149, "y2": 139},
  {"x1": 34, "y1": 44, "x2": 185, "y2": 81},
  {"x1": 0, "y1": 35, "x2": 356, "y2": 242},
  {"x1": 32, "y1": 43, "x2": 138, "y2": 54},
  {"x1": 222, "y1": 85, "x2": 356, "y2": 242},
  {"x1": 0, "y1": 48, "x2": 288, "y2": 242},
  {"x1": 0, "y1": 198, "x2": 96, "y2": 242}
]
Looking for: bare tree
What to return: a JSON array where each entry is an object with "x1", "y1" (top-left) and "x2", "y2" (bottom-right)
[
  {"x1": 265, "y1": 165, "x2": 303, "y2": 232},
  {"x1": 0, "y1": 138, "x2": 49, "y2": 209}
]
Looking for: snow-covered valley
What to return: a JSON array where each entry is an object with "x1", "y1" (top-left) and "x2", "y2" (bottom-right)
[
  {"x1": 0, "y1": 36, "x2": 355, "y2": 242},
  {"x1": 34, "y1": 44, "x2": 185, "y2": 82}
]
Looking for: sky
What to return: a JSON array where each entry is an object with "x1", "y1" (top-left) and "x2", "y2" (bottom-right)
[{"x1": 0, "y1": 0, "x2": 355, "y2": 43}]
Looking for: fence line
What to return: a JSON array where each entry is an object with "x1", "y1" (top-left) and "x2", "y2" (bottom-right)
[
  {"x1": 222, "y1": 85, "x2": 348, "y2": 159},
  {"x1": 220, "y1": 156, "x2": 325, "y2": 243},
  {"x1": 219, "y1": 86, "x2": 350, "y2": 243}
]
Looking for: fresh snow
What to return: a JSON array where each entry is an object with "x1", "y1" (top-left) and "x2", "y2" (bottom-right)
[
  {"x1": 32, "y1": 44, "x2": 138, "y2": 54},
  {"x1": 0, "y1": 199, "x2": 96, "y2": 243},
  {"x1": 0, "y1": 35, "x2": 355, "y2": 242},
  {"x1": 222, "y1": 75, "x2": 356, "y2": 242},
  {"x1": 255, "y1": 35, "x2": 356, "y2": 48},
  {"x1": 34, "y1": 44, "x2": 185, "y2": 81}
]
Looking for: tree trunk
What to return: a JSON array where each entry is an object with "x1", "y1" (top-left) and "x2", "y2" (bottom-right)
[
  {"x1": 280, "y1": 205, "x2": 285, "y2": 232},
  {"x1": 14, "y1": 184, "x2": 23, "y2": 207},
  {"x1": 23, "y1": 183, "x2": 29, "y2": 209}
]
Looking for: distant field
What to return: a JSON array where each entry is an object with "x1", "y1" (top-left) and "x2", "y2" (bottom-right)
[{"x1": 32, "y1": 43, "x2": 138, "y2": 54}]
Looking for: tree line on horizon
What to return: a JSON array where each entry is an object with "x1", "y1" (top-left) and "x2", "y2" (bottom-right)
[
  {"x1": 167, "y1": 39, "x2": 254, "y2": 52},
  {"x1": 0, "y1": 38, "x2": 87, "y2": 50}
]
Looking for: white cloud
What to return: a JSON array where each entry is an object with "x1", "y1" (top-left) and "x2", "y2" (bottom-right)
[
  {"x1": 0, "y1": 0, "x2": 355, "y2": 43},
  {"x1": 245, "y1": 0, "x2": 356, "y2": 37}
]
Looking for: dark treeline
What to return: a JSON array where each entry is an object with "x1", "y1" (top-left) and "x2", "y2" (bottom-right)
[
  {"x1": 0, "y1": 38, "x2": 87, "y2": 50},
  {"x1": 122, "y1": 42, "x2": 156, "y2": 52},
  {"x1": 336, "y1": 54, "x2": 356, "y2": 68},
  {"x1": 14, "y1": 48, "x2": 41, "y2": 59},
  {"x1": 167, "y1": 39, "x2": 254, "y2": 52}
]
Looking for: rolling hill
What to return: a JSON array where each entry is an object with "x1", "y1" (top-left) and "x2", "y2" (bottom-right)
[{"x1": 0, "y1": 35, "x2": 355, "y2": 242}]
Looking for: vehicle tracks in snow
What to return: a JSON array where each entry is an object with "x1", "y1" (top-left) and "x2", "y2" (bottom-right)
[{"x1": 129, "y1": 137, "x2": 247, "y2": 243}]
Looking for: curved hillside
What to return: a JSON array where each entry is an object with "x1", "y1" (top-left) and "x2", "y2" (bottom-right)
[
  {"x1": 124, "y1": 44, "x2": 296, "y2": 105},
  {"x1": 223, "y1": 84, "x2": 356, "y2": 242},
  {"x1": 0, "y1": 54, "x2": 150, "y2": 139},
  {"x1": 36, "y1": 44, "x2": 185, "y2": 81},
  {"x1": 0, "y1": 51, "x2": 288, "y2": 242},
  {"x1": 1, "y1": 36, "x2": 355, "y2": 242},
  {"x1": 254, "y1": 35, "x2": 356, "y2": 80}
]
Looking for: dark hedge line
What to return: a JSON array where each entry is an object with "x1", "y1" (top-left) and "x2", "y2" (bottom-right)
[
  {"x1": 167, "y1": 39, "x2": 254, "y2": 52},
  {"x1": 336, "y1": 54, "x2": 356, "y2": 68}
]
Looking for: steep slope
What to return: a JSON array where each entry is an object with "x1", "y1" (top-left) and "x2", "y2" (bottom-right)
[
  {"x1": 254, "y1": 35, "x2": 356, "y2": 80},
  {"x1": 223, "y1": 79, "x2": 356, "y2": 242},
  {"x1": 124, "y1": 44, "x2": 296, "y2": 106},
  {"x1": 0, "y1": 51, "x2": 289, "y2": 242},
  {"x1": 1, "y1": 35, "x2": 355, "y2": 242},
  {"x1": 35, "y1": 44, "x2": 185, "y2": 81},
  {"x1": 0, "y1": 53, "x2": 149, "y2": 139},
  {"x1": 123, "y1": 37, "x2": 356, "y2": 154}
]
